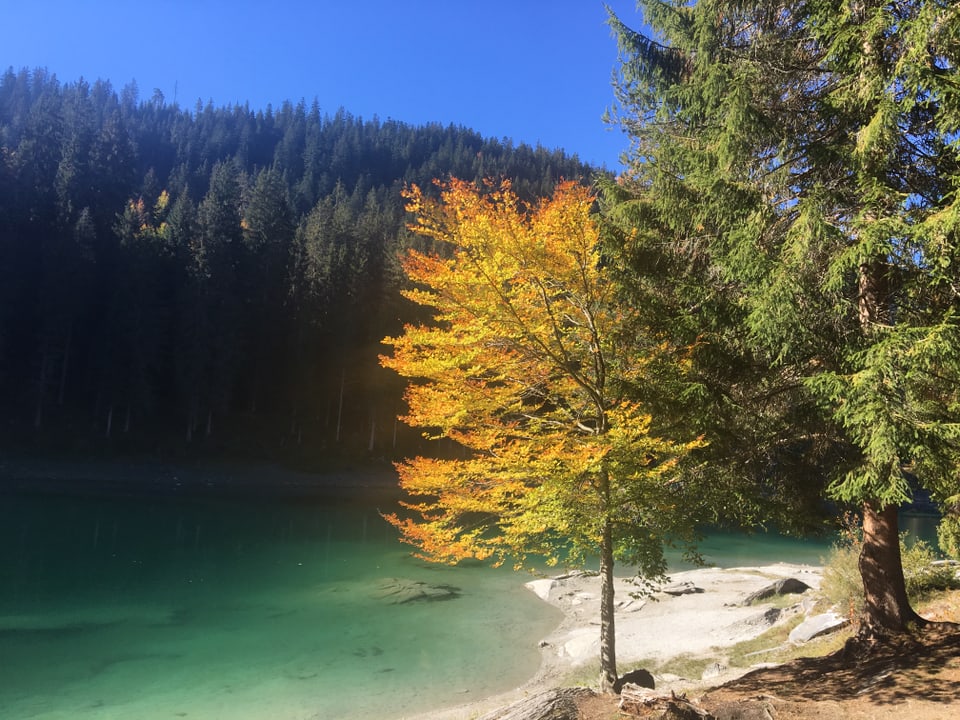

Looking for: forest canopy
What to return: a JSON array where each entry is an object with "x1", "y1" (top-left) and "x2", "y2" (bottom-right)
[{"x1": 0, "y1": 67, "x2": 598, "y2": 462}]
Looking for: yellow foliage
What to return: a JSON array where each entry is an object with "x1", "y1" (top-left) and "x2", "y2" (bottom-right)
[
  {"x1": 155, "y1": 189, "x2": 170, "y2": 215},
  {"x1": 381, "y1": 178, "x2": 704, "y2": 572}
]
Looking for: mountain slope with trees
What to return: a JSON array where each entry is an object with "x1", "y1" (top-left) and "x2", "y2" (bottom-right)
[{"x1": 0, "y1": 67, "x2": 598, "y2": 463}]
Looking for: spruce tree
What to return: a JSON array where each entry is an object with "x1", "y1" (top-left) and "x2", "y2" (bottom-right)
[{"x1": 604, "y1": 0, "x2": 960, "y2": 634}]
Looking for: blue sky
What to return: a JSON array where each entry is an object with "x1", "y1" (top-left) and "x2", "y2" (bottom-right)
[{"x1": 4, "y1": 1, "x2": 645, "y2": 169}]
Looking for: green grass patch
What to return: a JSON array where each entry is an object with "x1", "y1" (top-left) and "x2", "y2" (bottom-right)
[
  {"x1": 653, "y1": 653, "x2": 717, "y2": 680},
  {"x1": 745, "y1": 593, "x2": 810, "y2": 609},
  {"x1": 559, "y1": 658, "x2": 602, "y2": 688},
  {"x1": 725, "y1": 613, "x2": 853, "y2": 668}
]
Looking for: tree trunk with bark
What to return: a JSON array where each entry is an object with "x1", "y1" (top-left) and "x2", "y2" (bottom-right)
[
  {"x1": 599, "y1": 487, "x2": 618, "y2": 692},
  {"x1": 860, "y1": 501, "x2": 924, "y2": 634},
  {"x1": 855, "y1": 260, "x2": 921, "y2": 635}
]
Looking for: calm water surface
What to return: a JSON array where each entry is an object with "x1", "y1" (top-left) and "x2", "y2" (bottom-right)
[
  {"x1": 0, "y1": 488, "x2": 559, "y2": 719},
  {"x1": 1, "y1": 475, "x2": 921, "y2": 719}
]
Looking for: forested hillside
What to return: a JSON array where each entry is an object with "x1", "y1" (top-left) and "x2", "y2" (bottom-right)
[{"x1": 0, "y1": 67, "x2": 598, "y2": 463}]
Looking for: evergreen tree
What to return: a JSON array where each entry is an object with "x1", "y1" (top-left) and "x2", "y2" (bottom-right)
[
  {"x1": 604, "y1": 0, "x2": 960, "y2": 634},
  {"x1": 101, "y1": 193, "x2": 174, "y2": 436},
  {"x1": 192, "y1": 159, "x2": 245, "y2": 438},
  {"x1": 0, "y1": 67, "x2": 598, "y2": 457},
  {"x1": 169, "y1": 188, "x2": 206, "y2": 442},
  {"x1": 240, "y1": 166, "x2": 295, "y2": 419}
]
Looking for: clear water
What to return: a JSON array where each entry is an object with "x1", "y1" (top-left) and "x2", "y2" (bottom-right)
[
  {"x1": 0, "y1": 484, "x2": 937, "y2": 720},
  {"x1": 0, "y1": 491, "x2": 560, "y2": 720},
  {"x1": 666, "y1": 529, "x2": 831, "y2": 569}
]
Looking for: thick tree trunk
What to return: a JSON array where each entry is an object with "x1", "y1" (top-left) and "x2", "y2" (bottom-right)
[
  {"x1": 860, "y1": 501, "x2": 923, "y2": 634},
  {"x1": 599, "y1": 511, "x2": 618, "y2": 692},
  {"x1": 856, "y1": 258, "x2": 919, "y2": 635}
]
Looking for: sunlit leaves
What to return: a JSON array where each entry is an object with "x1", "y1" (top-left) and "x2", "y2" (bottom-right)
[
  {"x1": 608, "y1": 0, "x2": 960, "y2": 522},
  {"x1": 381, "y1": 179, "x2": 703, "y2": 572}
]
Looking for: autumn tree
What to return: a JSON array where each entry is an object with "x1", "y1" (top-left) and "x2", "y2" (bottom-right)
[
  {"x1": 381, "y1": 179, "x2": 705, "y2": 691},
  {"x1": 603, "y1": 0, "x2": 960, "y2": 636}
]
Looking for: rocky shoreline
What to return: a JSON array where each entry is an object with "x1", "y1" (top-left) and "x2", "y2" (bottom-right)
[{"x1": 411, "y1": 562, "x2": 826, "y2": 720}]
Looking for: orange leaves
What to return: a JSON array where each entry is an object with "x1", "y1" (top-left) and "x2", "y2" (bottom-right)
[
  {"x1": 386, "y1": 179, "x2": 610, "y2": 436},
  {"x1": 380, "y1": 178, "x2": 704, "y2": 570}
]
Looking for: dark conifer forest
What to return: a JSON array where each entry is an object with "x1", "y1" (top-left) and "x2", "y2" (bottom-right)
[{"x1": 0, "y1": 68, "x2": 598, "y2": 464}]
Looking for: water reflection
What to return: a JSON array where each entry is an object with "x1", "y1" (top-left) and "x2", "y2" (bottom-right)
[
  {"x1": 0, "y1": 490, "x2": 556, "y2": 719},
  {"x1": 0, "y1": 487, "x2": 944, "y2": 719}
]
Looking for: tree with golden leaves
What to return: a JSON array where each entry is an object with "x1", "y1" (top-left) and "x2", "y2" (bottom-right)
[{"x1": 381, "y1": 178, "x2": 705, "y2": 691}]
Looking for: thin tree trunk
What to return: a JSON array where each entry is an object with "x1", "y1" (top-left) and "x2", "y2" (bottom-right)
[
  {"x1": 336, "y1": 368, "x2": 345, "y2": 443},
  {"x1": 186, "y1": 399, "x2": 197, "y2": 443},
  {"x1": 860, "y1": 501, "x2": 923, "y2": 634},
  {"x1": 34, "y1": 346, "x2": 50, "y2": 429},
  {"x1": 598, "y1": 471, "x2": 618, "y2": 692},
  {"x1": 57, "y1": 324, "x2": 72, "y2": 406}
]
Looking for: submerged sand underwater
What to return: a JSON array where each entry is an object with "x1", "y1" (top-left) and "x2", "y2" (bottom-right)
[
  {"x1": 0, "y1": 478, "x2": 865, "y2": 720},
  {"x1": 0, "y1": 492, "x2": 559, "y2": 719}
]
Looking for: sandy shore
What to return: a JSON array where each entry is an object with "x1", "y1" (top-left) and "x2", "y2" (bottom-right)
[{"x1": 411, "y1": 562, "x2": 823, "y2": 719}]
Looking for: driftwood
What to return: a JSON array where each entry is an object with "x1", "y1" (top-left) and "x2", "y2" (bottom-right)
[
  {"x1": 476, "y1": 687, "x2": 596, "y2": 720},
  {"x1": 619, "y1": 686, "x2": 716, "y2": 719}
]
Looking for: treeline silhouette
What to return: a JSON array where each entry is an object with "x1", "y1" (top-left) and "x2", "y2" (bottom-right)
[{"x1": 0, "y1": 67, "x2": 598, "y2": 464}]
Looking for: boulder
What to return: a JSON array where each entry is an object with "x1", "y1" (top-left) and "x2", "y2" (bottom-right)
[
  {"x1": 372, "y1": 578, "x2": 461, "y2": 604},
  {"x1": 525, "y1": 578, "x2": 554, "y2": 602},
  {"x1": 740, "y1": 577, "x2": 810, "y2": 606},
  {"x1": 614, "y1": 668, "x2": 655, "y2": 693},
  {"x1": 616, "y1": 597, "x2": 646, "y2": 613},
  {"x1": 788, "y1": 612, "x2": 849, "y2": 643},
  {"x1": 724, "y1": 607, "x2": 783, "y2": 639},
  {"x1": 700, "y1": 662, "x2": 727, "y2": 680},
  {"x1": 660, "y1": 580, "x2": 704, "y2": 596}
]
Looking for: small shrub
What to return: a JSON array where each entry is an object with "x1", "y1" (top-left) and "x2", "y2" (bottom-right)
[
  {"x1": 937, "y1": 504, "x2": 960, "y2": 559},
  {"x1": 820, "y1": 513, "x2": 865, "y2": 620},
  {"x1": 820, "y1": 513, "x2": 960, "y2": 621},
  {"x1": 903, "y1": 538, "x2": 960, "y2": 600}
]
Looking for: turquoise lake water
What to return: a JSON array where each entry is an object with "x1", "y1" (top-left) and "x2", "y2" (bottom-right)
[
  {"x1": 0, "y1": 481, "x2": 931, "y2": 719},
  {"x1": 0, "y1": 489, "x2": 563, "y2": 719}
]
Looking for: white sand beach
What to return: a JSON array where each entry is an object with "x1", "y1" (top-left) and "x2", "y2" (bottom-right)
[{"x1": 411, "y1": 562, "x2": 824, "y2": 719}]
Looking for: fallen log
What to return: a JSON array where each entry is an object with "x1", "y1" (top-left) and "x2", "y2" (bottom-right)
[
  {"x1": 619, "y1": 686, "x2": 715, "y2": 719},
  {"x1": 476, "y1": 687, "x2": 596, "y2": 720}
]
